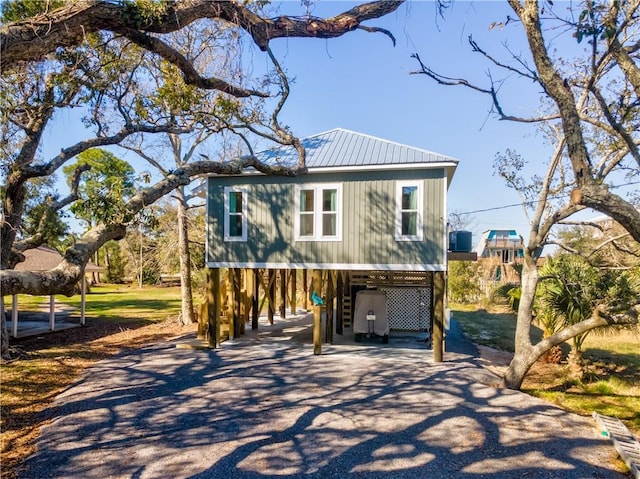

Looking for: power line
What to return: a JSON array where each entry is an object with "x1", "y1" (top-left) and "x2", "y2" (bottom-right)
[{"x1": 454, "y1": 181, "x2": 639, "y2": 216}]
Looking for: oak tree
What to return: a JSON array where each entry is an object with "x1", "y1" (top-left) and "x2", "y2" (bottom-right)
[
  {"x1": 414, "y1": 0, "x2": 640, "y2": 388},
  {"x1": 0, "y1": 0, "x2": 402, "y2": 358}
]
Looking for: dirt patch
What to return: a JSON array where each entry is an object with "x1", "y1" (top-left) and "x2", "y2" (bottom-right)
[{"x1": 476, "y1": 344, "x2": 577, "y2": 390}]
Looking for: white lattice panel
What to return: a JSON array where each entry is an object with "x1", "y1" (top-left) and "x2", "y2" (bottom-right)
[{"x1": 381, "y1": 288, "x2": 431, "y2": 331}]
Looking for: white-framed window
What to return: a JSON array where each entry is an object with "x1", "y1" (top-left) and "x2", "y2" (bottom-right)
[
  {"x1": 294, "y1": 183, "x2": 342, "y2": 241},
  {"x1": 224, "y1": 186, "x2": 248, "y2": 242},
  {"x1": 395, "y1": 181, "x2": 423, "y2": 241}
]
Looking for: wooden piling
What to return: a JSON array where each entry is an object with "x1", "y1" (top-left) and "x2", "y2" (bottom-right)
[
  {"x1": 227, "y1": 269, "x2": 235, "y2": 341},
  {"x1": 268, "y1": 269, "x2": 276, "y2": 325},
  {"x1": 234, "y1": 268, "x2": 242, "y2": 337},
  {"x1": 241, "y1": 269, "x2": 249, "y2": 333},
  {"x1": 312, "y1": 269, "x2": 322, "y2": 355},
  {"x1": 206, "y1": 268, "x2": 221, "y2": 348},
  {"x1": 433, "y1": 271, "x2": 445, "y2": 362},
  {"x1": 336, "y1": 271, "x2": 344, "y2": 335},
  {"x1": 326, "y1": 271, "x2": 334, "y2": 344},
  {"x1": 289, "y1": 270, "x2": 297, "y2": 315},
  {"x1": 252, "y1": 269, "x2": 259, "y2": 329},
  {"x1": 197, "y1": 301, "x2": 208, "y2": 339},
  {"x1": 280, "y1": 269, "x2": 286, "y2": 318},
  {"x1": 302, "y1": 270, "x2": 309, "y2": 311}
]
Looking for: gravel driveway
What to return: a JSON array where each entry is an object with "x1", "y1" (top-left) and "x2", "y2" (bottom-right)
[{"x1": 20, "y1": 314, "x2": 626, "y2": 478}]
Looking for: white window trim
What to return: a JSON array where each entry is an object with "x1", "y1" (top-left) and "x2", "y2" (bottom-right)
[
  {"x1": 294, "y1": 183, "x2": 343, "y2": 242},
  {"x1": 395, "y1": 180, "x2": 424, "y2": 241},
  {"x1": 223, "y1": 186, "x2": 248, "y2": 242}
]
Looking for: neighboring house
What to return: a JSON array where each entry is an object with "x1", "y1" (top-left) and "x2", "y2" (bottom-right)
[
  {"x1": 4, "y1": 246, "x2": 102, "y2": 337},
  {"x1": 475, "y1": 229, "x2": 524, "y2": 264},
  {"x1": 474, "y1": 229, "x2": 525, "y2": 286},
  {"x1": 202, "y1": 128, "x2": 459, "y2": 358}
]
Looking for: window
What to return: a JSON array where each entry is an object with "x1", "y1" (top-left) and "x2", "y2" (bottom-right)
[
  {"x1": 295, "y1": 184, "x2": 342, "y2": 241},
  {"x1": 224, "y1": 186, "x2": 248, "y2": 242},
  {"x1": 395, "y1": 181, "x2": 423, "y2": 241}
]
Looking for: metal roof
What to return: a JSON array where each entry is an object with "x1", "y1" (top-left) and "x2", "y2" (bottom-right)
[
  {"x1": 255, "y1": 128, "x2": 459, "y2": 184},
  {"x1": 189, "y1": 128, "x2": 460, "y2": 197}
]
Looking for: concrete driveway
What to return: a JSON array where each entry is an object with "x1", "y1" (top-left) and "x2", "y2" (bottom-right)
[{"x1": 20, "y1": 314, "x2": 626, "y2": 478}]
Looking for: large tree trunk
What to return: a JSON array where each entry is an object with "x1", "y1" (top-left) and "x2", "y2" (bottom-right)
[
  {"x1": 177, "y1": 187, "x2": 195, "y2": 325},
  {"x1": 503, "y1": 252, "x2": 539, "y2": 389},
  {"x1": 567, "y1": 344, "x2": 585, "y2": 381},
  {"x1": 509, "y1": 0, "x2": 640, "y2": 243}
]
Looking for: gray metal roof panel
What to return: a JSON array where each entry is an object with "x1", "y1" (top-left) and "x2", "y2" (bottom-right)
[{"x1": 255, "y1": 128, "x2": 459, "y2": 169}]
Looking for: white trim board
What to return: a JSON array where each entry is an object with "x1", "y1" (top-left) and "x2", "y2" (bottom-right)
[{"x1": 206, "y1": 262, "x2": 446, "y2": 271}]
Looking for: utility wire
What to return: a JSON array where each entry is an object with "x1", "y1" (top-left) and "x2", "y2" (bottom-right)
[{"x1": 454, "y1": 181, "x2": 639, "y2": 216}]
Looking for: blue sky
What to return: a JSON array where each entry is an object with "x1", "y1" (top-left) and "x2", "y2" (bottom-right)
[
  {"x1": 43, "y1": 1, "x2": 565, "y2": 247},
  {"x1": 265, "y1": 0, "x2": 555, "y2": 244}
]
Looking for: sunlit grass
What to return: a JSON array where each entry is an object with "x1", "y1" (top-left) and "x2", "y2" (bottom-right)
[
  {"x1": 451, "y1": 303, "x2": 548, "y2": 352},
  {"x1": 11, "y1": 284, "x2": 187, "y2": 322},
  {"x1": 532, "y1": 390, "x2": 640, "y2": 433},
  {"x1": 60, "y1": 283, "x2": 185, "y2": 321}
]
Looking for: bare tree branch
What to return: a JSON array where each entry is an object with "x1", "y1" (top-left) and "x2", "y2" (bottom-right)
[
  {"x1": 120, "y1": 144, "x2": 169, "y2": 175},
  {"x1": 120, "y1": 28, "x2": 267, "y2": 98},
  {"x1": 587, "y1": 232, "x2": 639, "y2": 259},
  {"x1": 469, "y1": 35, "x2": 538, "y2": 82},
  {"x1": 410, "y1": 52, "x2": 560, "y2": 123},
  {"x1": 604, "y1": 0, "x2": 640, "y2": 99},
  {"x1": 589, "y1": 85, "x2": 640, "y2": 168},
  {"x1": 29, "y1": 124, "x2": 193, "y2": 180},
  {"x1": 357, "y1": 25, "x2": 396, "y2": 45},
  {"x1": 13, "y1": 162, "x2": 92, "y2": 254},
  {"x1": 530, "y1": 303, "x2": 639, "y2": 356}
]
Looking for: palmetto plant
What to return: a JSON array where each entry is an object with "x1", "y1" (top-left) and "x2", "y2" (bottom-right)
[
  {"x1": 538, "y1": 255, "x2": 639, "y2": 378},
  {"x1": 494, "y1": 282, "x2": 521, "y2": 312}
]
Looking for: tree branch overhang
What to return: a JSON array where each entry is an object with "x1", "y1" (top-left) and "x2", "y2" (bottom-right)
[
  {"x1": 0, "y1": 0, "x2": 403, "y2": 72},
  {"x1": 0, "y1": 156, "x2": 306, "y2": 296}
]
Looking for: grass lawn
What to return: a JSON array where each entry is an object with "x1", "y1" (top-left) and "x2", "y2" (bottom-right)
[
  {"x1": 1, "y1": 284, "x2": 197, "y2": 479},
  {"x1": 451, "y1": 303, "x2": 640, "y2": 436},
  {"x1": 15, "y1": 283, "x2": 187, "y2": 320}
]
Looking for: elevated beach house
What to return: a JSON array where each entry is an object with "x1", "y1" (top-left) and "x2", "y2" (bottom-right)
[
  {"x1": 474, "y1": 228, "x2": 526, "y2": 285},
  {"x1": 475, "y1": 229, "x2": 525, "y2": 264},
  {"x1": 202, "y1": 128, "x2": 459, "y2": 360}
]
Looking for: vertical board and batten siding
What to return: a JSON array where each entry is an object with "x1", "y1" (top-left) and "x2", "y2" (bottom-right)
[{"x1": 207, "y1": 169, "x2": 446, "y2": 270}]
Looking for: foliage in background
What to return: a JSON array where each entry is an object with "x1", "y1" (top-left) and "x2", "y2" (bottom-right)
[
  {"x1": 448, "y1": 261, "x2": 481, "y2": 304},
  {"x1": 493, "y1": 282, "x2": 521, "y2": 312},
  {"x1": 151, "y1": 200, "x2": 206, "y2": 273},
  {"x1": 0, "y1": 0, "x2": 64, "y2": 21},
  {"x1": 558, "y1": 219, "x2": 640, "y2": 270},
  {"x1": 120, "y1": 207, "x2": 161, "y2": 286},
  {"x1": 15, "y1": 176, "x2": 69, "y2": 249},
  {"x1": 100, "y1": 240, "x2": 126, "y2": 284},
  {"x1": 63, "y1": 149, "x2": 137, "y2": 228},
  {"x1": 116, "y1": 201, "x2": 205, "y2": 287}
]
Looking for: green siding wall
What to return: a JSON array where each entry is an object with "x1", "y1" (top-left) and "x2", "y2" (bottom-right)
[{"x1": 207, "y1": 169, "x2": 446, "y2": 270}]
